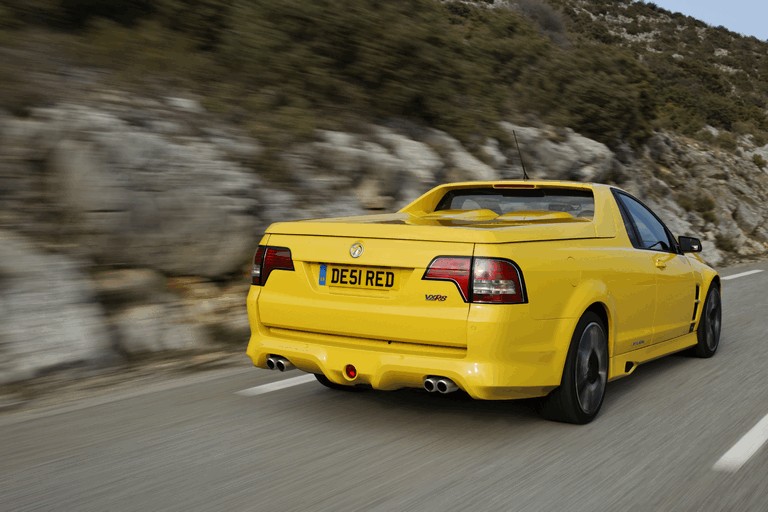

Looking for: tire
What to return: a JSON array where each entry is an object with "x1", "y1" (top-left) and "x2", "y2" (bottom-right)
[
  {"x1": 538, "y1": 312, "x2": 608, "y2": 424},
  {"x1": 691, "y1": 284, "x2": 721, "y2": 358},
  {"x1": 314, "y1": 373, "x2": 364, "y2": 391}
]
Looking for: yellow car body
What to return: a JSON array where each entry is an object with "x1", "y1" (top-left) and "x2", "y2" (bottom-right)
[{"x1": 246, "y1": 181, "x2": 720, "y2": 423}]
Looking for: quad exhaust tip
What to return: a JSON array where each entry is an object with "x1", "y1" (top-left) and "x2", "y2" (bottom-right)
[
  {"x1": 436, "y1": 378, "x2": 458, "y2": 394},
  {"x1": 424, "y1": 376, "x2": 458, "y2": 394},
  {"x1": 266, "y1": 355, "x2": 294, "y2": 372}
]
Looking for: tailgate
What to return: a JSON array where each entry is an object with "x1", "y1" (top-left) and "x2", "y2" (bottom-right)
[{"x1": 257, "y1": 234, "x2": 474, "y2": 348}]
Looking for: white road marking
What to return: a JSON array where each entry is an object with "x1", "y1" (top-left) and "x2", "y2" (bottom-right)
[
  {"x1": 722, "y1": 269, "x2": 764, "y2": 281},
  {"x1": 235, "y1": 374, "x2": 317, "y2": 396},
  {"x1": 713, "y1": 413, "x2": 768, "y2": 472}
]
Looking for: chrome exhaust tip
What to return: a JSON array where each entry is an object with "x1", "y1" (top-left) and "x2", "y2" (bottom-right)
[
  {"x1": 436, "y1": 378, "x2": 458, "y2": 394},
  {"x1": 266, "y1": 356, "x2": 278, "y2": 370},
  {"x1": 275, "y1": 358, "x2": 294, "y2": 372},
  {"x1": 423, "y1": 377, "x2": 439, "y2": 393}
]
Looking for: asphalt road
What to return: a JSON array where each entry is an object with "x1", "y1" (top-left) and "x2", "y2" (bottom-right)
[{"x1": 2, "y1": 262, "x2": 768, "y2": 512}]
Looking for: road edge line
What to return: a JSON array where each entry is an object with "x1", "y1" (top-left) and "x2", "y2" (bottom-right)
[
  {"x1": 713, "y1": 413, "x2": 768, "y2": 472},
  {"x1": 236, "y1": 374, "x2": 317, "y2": 396},
  {"x1": 722, "y1": 269, "x2": 764, "y2": 281}
]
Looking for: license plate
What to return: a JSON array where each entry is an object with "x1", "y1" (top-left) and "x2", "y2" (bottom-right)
[{"x1": 319, "y1": 264, "x2": 398, "y2": 290}]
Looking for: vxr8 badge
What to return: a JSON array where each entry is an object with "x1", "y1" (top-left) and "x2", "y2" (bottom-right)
[{"x1": 425, "y1": 294, "x2": 447, "y2": 302}]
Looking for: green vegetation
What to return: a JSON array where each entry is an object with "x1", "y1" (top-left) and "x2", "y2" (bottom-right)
[
  {"x1": 678, "y1": 191, "x2": 717, "y2": 223},
  {"x1": 515, "y1": 44, "x2": 656, "y2": 147},
  {"x1": 1, "y1": 0, "x2": 767, "y2": 151},
  {"x1": 549, "y1": 0, "x2": 768, "y2": 147},
  {"x1": 715, "y1": 233, "x2": 738, "y2": 252}
]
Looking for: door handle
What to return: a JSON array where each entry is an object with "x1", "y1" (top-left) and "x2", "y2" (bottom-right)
[{"x1": 655, "y1": 257, "x2": 667, "y2": 269}]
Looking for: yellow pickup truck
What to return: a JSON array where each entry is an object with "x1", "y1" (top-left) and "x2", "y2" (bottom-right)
[{"x1": 246, "y1": 181, "x2": 720, "y2": 423}]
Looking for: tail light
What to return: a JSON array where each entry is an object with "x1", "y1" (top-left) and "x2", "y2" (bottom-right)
[
  {"x1": 423, "y1": 256, "x2": 526, "y2": 304},
  {"x1": 423, "y1": 257, "x2": 472, "y2": 301},
  {"x1": 472, "y1": 258, "x2": 525, "y2": 303},
  {"x1": 251, "y1": 245, "x2": 295, "y2": 286}
]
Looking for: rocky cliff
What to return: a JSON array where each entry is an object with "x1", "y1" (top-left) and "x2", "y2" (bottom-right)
[{"x1": 1, "y1": 93, "x2": 766, "y2": 384}]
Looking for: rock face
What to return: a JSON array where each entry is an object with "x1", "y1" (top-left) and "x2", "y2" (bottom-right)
[
  {"x1": 0, "y1": 232, "x2": 110, "y2": 384},
  {"x1": 500, "y1": 122, "x2": 616, "y2": 182},
  {"x1": 281, "y1": 125, "x2": 503, "y2": 214},
  {"x1": 0, "y1": 98, "x2": 263, "y2": 382},
  {"x1": 7, "y1": 105, "x2": 261, "y2": 278},
  {"x1": 0, "y1": 93, "x2": 766, "y2": 383}
]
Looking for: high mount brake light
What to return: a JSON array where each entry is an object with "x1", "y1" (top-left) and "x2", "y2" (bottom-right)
[
  {"x1": 492, "y1": 184, "x2": 538, "y2": 189},
  {"x1": 251, "y1": 245, "x2": 295, "y2": 286},
  {"x1": 423, "y1": 256, "x2": 526, "y2": 304}
]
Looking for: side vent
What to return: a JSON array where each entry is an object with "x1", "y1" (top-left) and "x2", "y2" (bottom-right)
[{"x1": 689, "y1": 285, "x2": 701, "y2": 333}]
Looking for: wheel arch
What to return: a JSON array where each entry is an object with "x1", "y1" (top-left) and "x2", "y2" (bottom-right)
[
  {"x1": 551, "y1": 296, "x2": 613, "y2": 386},
  {"x1": 585, "y1": 301, "x2": 610, "y2": 353},
  {"x1": 539, "y1": 302, "x2": 611, "y2": 424},
  {"x1": 558, "y1": 277, "x2": 615, "y2": 358},
  {"x1": 695, "y1": 273, "x2": 720, "y2": 330}
]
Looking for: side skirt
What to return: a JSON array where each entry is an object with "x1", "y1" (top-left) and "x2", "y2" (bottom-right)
[{"x1": 608, "y1": 332, "x2": 698, "y2": 381}]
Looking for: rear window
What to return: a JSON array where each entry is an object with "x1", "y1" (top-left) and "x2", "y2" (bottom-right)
[{"x1": 435, "y1": 188, "x2": 594, "y2": 217}]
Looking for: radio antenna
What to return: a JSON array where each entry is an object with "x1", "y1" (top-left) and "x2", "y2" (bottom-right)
[{"x1": 513, "y1": 130, "x2": 529, "y2": 180}]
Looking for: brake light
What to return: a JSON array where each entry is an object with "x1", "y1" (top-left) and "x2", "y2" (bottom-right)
[
  {"x1": 472, "y1": 258, "x2": 525, "y2": 304},
  {"x1": 251, "y1": 245, "x2": 295, "y2": 286},
  {"x1": 423, "y1": 256, "x2": 526, "y2": 304},
  {"x1": 492, "y1": 183, "x2": 537, "y2": 189},
  {"x1": 423, "y1": 257, "x2": 472, "y2": 301}
]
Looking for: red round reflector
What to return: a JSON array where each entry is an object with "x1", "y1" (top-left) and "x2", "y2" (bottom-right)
[{"x1": 344, "y1": 364, "x2": 357, "y2": 379}]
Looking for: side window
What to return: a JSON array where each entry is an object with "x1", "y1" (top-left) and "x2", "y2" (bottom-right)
[{"x1": 615, "y1": 193, "x2": 675, "y2": 252}]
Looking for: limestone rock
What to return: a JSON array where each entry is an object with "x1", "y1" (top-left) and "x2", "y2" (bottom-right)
[
  {"x1": 169, "y1": 278, "x2": 251, "y2": 344},
  {"x1": 113, "y1": 304, "x2": 210, "y2": 355},
  {"x1": 480, "y1": 138, "x2": 509, "y2": 170},
  {"x1": 499, "y1": 122, "x2": 614, "y2": 181},
  {"x1": 374, "y1": 126, "x2": 442, "y2": 187},
  {"x1": 41, "y1": 105, "x2": 259, "y2": 278},
  {"x1": 0, "y1": 231, "x2": 111, "y2": 384},
  {"x1": 699, "y1": 241, "x2": 725, "y2": 267},
  {"x1": 733, "y1": 202, "x2": 763, "y2": 234},
  {"x1": 93, "y1": 269, "x2": 167, "y2": 305},
  {"x1": 422, "y1": 129, "x2": 497, "y2": 181}
]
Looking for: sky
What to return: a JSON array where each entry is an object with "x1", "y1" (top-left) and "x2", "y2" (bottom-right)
[{"x1": 647, "y1": 0, "x2": 768, "y2": 41}]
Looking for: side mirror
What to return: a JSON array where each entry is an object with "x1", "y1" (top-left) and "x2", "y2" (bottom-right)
[{"x1": 679, "y1": 236, "x2": 702, "y2": 253}]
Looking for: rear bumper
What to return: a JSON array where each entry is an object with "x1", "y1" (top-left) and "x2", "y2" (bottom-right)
[{"x1": 246, "y1": 287, "x2": 574, "y2": 400}]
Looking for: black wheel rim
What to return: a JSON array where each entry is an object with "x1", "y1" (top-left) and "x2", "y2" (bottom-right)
[
  {"x1": 704, "y1": 289, "x2": 722, "y2": 351},
  {"x1": 575, "y1": 322, "x2": 608, "y2": 415}
]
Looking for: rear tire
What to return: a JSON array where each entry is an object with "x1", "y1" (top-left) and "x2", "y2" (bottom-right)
[
  {"x1": 538, "y1": 312, "x2": 608, "y2": 424},
  {"x1": 691, "y1": 284, "x2": 721, "y2": 358}
]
